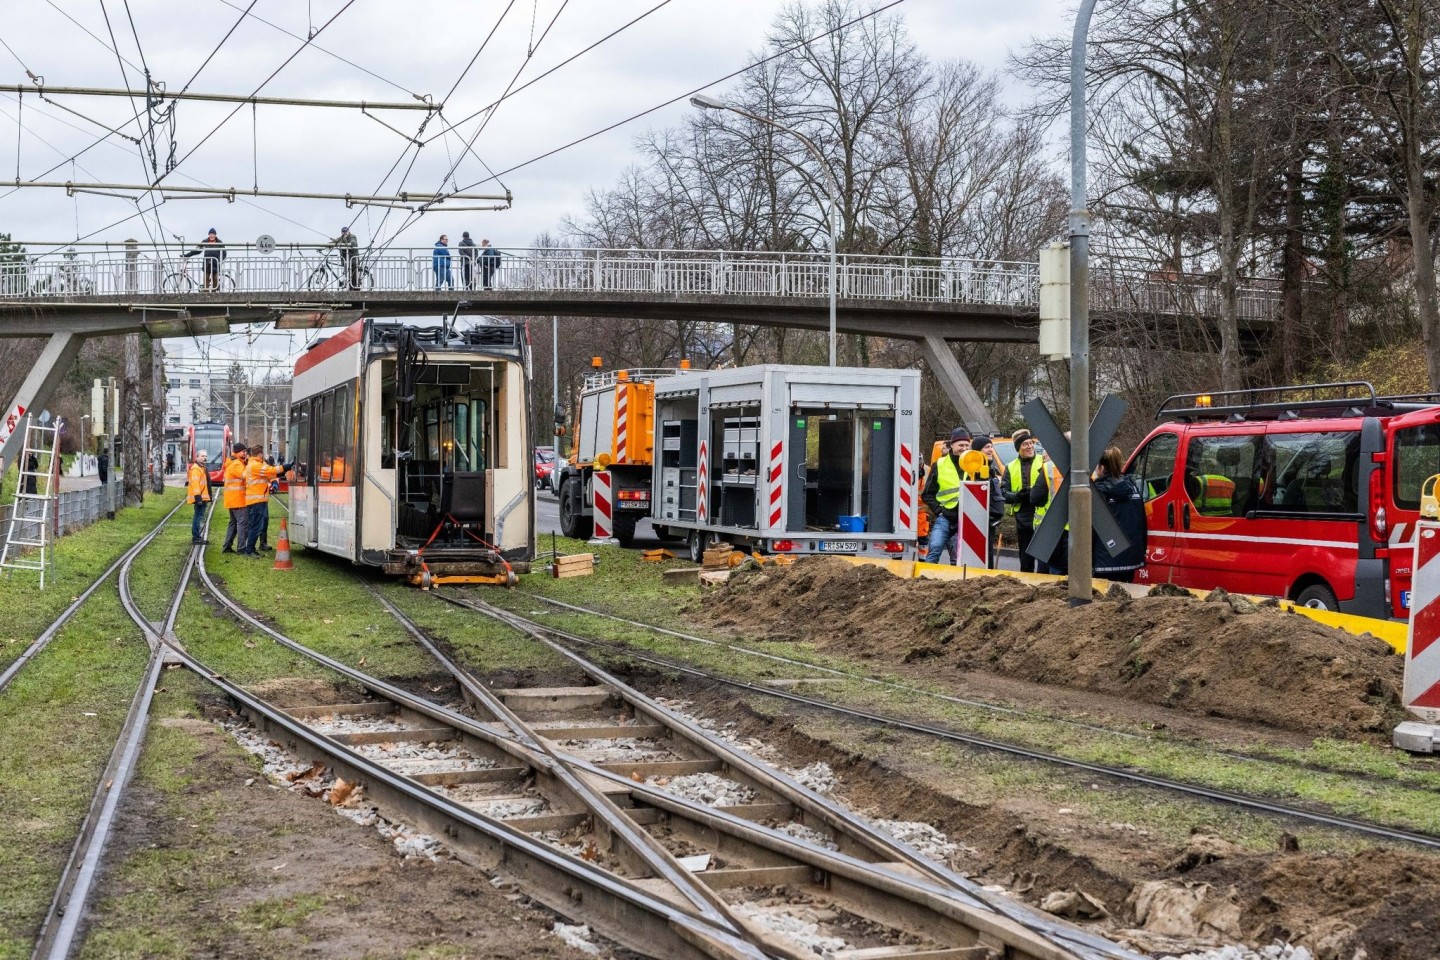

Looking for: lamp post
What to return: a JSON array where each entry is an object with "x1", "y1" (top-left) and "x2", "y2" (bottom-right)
[
  {"x1": 1067, "y1": 0, "x2": 1099, "y2": 605},
  {"x1": 79, "y1": 416, "x2": 90, "y2": 475},
  {"x1": 690, "y1": 94, "x2": 840, "y2": 367}
]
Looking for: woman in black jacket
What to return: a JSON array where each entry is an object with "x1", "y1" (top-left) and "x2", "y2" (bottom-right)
[{"x1": 1092, "y1": 445, "x2": 1147, "y2": 582}]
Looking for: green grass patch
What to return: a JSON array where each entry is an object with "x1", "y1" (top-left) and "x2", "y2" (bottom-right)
[
  {"x1": 0, "y1": 488, "x2": 183, "y2": 676},
  {"x1": 0, "y1": 586, "x2": 150, "y2": 958}
]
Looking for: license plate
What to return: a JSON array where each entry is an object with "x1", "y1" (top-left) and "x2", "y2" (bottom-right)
[
  {"x1": 817, "y1": 540, "x2": 861, "y2": 553},
  {"x1": 618, "y1": 501, "x2": 648, "y2": 510},
  {"x1": 1402, "y1": 590, "x2": 1411, "y2": 610}
]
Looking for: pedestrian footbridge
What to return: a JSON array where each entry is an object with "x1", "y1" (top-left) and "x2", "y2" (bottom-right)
[{"x1": 0, "y1": 243, "x2": 1285, "y2": 454}]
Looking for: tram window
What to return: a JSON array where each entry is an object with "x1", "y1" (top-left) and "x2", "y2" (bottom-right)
[
  {"x1": 315, "y1": 391, "x2": 334, "y2": 482},
  {"x1": 290, "y1": 403, "x2": 310, "y2": 484},
  {"x1": 330, "y1": 383, "x2": 352, "y2": 483}
]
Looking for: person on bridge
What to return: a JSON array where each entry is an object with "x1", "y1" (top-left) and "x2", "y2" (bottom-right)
[
  {"x1": 187, "y1": 452, "x2": 211, "y2": 544},
  {"x1": 458, "y1": 232, "x2": 477, "y2": 289},
  {"x1": 221, "y1": 442, "x2": 251, "y2": 555},
  {"x1": 480, "y1": 239, "x2": 500, "y2": 289},
  {"x1": 182, "y1": 228, "x2": 226, "y2": 291},
  {"x1": 433, "y1": 235, "x2": 453, "y2": 290},
  {"x1": 328, "y1": 225, "x2": 361, "y2": 290}
]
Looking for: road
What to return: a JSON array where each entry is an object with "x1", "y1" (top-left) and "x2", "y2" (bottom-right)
[
  {"x1": 532, "y1": 483, "x2": 669, "y2": 551},
  {"x1": 532, "y1": 481, "x2": 1022, "y2": 570}
]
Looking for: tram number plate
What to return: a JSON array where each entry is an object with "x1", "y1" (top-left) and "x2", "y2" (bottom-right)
[
  {"x1": 817, "y1": 540, "x2": 861, "y2": 553},
  {"x1": 1402, "y1": 590, "x2": 1411, "y2": 610}
]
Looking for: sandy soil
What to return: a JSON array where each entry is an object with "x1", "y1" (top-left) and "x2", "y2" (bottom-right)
[{"x1": 697, "y1": 560, "x2": 1407, "y2": 741}]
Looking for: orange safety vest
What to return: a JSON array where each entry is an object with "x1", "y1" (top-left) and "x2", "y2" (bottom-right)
[
  {"x1": 223, "y1": 456, "x2": 248, "y2": 509},
  {"x1": 244, "y1": 458, "x2": 277, "y2": 506},
  {"x1": 187, "y1": 463, "x2": 210, "y2": 502}
]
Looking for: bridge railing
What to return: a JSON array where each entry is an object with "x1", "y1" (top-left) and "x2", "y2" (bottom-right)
[{"x1": 0, "y1": 245, "x2": 1281, "y2": 321}]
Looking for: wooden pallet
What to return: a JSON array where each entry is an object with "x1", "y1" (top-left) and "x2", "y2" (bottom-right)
[{"x1": 552, "y1": 553, "x2": 595, "y2": 579}]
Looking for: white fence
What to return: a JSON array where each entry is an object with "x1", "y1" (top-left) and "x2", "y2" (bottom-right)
[{"x1": 0, "y1": 245, "x2": 1285, "y2": 322}]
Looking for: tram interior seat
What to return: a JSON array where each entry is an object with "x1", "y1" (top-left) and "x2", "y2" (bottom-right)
[{"x1": 437, "y1": 471, "x2": 487, "y2": 543}]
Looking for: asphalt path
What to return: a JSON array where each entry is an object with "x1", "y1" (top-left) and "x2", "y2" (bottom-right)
[{"x1": 532, "y1": 482, "x2": 669, "y2": 551}]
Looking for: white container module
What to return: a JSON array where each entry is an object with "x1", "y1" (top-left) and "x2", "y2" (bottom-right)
[{"x1": 650, "y1": 364, "x2": 922, "y2": 561}]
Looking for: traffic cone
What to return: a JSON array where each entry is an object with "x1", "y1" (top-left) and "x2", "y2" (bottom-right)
[{"x1": 272, "y1": 519, "x2": 294, "y2": 570}]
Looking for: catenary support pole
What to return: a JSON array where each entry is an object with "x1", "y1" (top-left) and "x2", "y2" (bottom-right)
[{"x1": 1068, "y1": 0, "x2": 1099, "y2": 606}]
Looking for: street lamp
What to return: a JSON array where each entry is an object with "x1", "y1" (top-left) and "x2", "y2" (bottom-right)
[
  {"x1": 79, "y1": 416, "x2": 90, "y2": 475},
  {"x1": 1067, "y1": 0, "x2": 1099, "y2": 605},
  {"x1": 690, "y1": 93, "x2": 841, "y2": 367}
]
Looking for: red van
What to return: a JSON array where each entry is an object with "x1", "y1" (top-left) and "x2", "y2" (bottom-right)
[{"x1": 1125, "y1": 382, "x2": 1440, "y2": 619}]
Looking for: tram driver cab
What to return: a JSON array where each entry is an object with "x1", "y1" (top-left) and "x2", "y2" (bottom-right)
[{"x1": 288, "y1": 318, "x2": 535, "y2": 585}]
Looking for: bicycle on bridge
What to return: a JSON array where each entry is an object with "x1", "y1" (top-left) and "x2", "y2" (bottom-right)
[
  {"x1": 301, "y1": 249, "x2": 375, "y2": 292},
  {"x1": 163, "y1": 235, "x2": 237, "y2": 294}
]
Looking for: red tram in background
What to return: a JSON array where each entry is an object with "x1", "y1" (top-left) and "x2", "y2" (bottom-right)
[{"x1": 187, "y1": 421, "x2": 232, "y2": 486}]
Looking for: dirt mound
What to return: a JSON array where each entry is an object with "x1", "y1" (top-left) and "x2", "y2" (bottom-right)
[{"x1": 697, "y1": 559, "x2": 1406, "y2": 739}]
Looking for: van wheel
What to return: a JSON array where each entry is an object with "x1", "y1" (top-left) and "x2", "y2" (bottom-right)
[
  {"x1": 1296, "y1": 583, "x2": 1338, "y2": 611},
  {"x1": 559, "y1": 479, "x2": 592, "y2": 540},
  {"x1": 687, "y1": 531, "x2": 705, "y2": 564}
]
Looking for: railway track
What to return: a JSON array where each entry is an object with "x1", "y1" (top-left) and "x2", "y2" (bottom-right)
[
  {"x1": 191, "y1": 560, "x2": 1139, "y2": 958},
  {"x1": 468, "y1": 594, "x2": 1440, "y2": 852}
]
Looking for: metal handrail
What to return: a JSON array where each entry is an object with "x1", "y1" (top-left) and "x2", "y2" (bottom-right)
[{"x1": 0, "y1": 244, "x2": 1285, "y2": 320}]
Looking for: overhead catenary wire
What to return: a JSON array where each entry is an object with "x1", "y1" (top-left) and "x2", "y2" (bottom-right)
[{"x1": 441, "y1": 0, "x2": 909, "y2": 199}]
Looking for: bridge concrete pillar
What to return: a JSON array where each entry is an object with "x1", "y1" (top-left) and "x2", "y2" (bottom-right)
[
  {"x1": 920, "y1": 336, "x2": 998, "y2": 435},
  {"x1": 0, "y1": 332, "x2": 87, "y2": 475}
]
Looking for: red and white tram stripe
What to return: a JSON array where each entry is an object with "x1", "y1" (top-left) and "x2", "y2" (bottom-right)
[{"x1": 1404, "y1": 520, "x2": 1440, "y2": 720}]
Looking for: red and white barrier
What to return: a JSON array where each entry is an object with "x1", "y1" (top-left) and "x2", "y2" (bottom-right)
[
  {"x1": 898, "y1": 442, "x2": 915, "y2": 534},
  {"x1": 697, "y1": 440, "x2": 709, "y2": 523},
  {"x1": 1396, "y1": 518, "x2": 1440, "y2": 752},
  {"x1": 957, "y1": 480, "x2": 989, "y2": 568},
  {"x1": 767, "y1": 441, "x2": 784, "y2": 528},
  {"x1": 614, "y1": 388, "x2": 629, "y2": 463},
  {"x1": 589, "y1": 468, "x2": 615, "y2": 543}
]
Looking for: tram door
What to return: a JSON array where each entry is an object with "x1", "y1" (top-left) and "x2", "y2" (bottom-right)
[{"x1": 288, "y1": 401, "x2": 318, "y2": 545}]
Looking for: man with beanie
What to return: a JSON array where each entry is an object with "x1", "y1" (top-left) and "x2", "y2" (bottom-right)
[
  {"x1": 1003, "y1": 428, "x2": 1054, "y2": 572},
  {"x1": 921, "y1": 427, "x2": 971, "y2": 563}
]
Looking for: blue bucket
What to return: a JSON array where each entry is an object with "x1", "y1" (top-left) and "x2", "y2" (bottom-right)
[{"x1": 836, "y1": 515, "x2": 868, "y2": 533}]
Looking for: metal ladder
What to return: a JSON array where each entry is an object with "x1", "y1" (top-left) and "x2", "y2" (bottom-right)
[{"x1": 1, "y1": 416, "x2": 60, "y2": 588}]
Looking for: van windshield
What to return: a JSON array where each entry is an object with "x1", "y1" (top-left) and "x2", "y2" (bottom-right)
[{"x1": 1394, "y1": 423, "x2": 1440, "y2": 510}]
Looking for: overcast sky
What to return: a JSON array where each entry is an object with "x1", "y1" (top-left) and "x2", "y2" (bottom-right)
[{"x1": 0, "y1": 0, "x2": 1070, "y2": 370}]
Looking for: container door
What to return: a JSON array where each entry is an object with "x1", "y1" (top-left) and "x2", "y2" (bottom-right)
[{"x1": 1125, "y1": 430, "x2": 1181, "y2": 587}]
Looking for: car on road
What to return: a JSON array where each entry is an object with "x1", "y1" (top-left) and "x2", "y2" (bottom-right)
[{"x1": 534, "y1": 446, "x2": 557, "y2": 490}]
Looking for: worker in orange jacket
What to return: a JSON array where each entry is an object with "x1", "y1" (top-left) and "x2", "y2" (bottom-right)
[
  {"x1": 220, "y1": 442, "x2": 251, "y2": 555},
  {"x1": 243, "y1": 444, "x2": 283, "y2": 554},
  {"x1": 187, "y1": 452, "x2": 211, "y2": 545}
]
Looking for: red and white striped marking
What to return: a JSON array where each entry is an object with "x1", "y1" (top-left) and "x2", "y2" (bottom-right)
[
  {"x1": 592, "y1": 468, "x2": 614, "y2": 540},
  {"x1": 696, "y1": 440, "x2": 709, "y2": 523},
  {"x1": 957, "y1": 480, "x2": 989, "y2": 568},
  {"x1": 767, "y1": 441, "x2": 784, "y2": 528},
  {"x1": 613, "y1": 389, "x2": 628, "y2": 463},
  {"x1": 897, "y1": 442, "x2": 915, "y2": 533},
  {"x1": 1404, "y1": 520, "x2": 1440, "y2": 721}
]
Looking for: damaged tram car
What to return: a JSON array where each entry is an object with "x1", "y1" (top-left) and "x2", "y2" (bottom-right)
[{"x1": 287, "y1": 319, "x2": 535, "y2": 585}]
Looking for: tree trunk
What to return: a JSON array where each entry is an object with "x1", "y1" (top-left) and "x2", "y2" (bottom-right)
[
  {"x1": 122, "y1": 333, "x2": 143, "y2": 506},
  {"x1": 1281, "y1": 160, "x2": 1305, "y2": 383}
]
